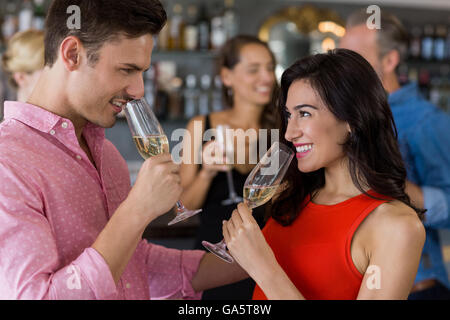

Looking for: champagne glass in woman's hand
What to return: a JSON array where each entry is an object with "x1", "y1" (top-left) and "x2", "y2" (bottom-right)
[
  {"x1": 202, "y1": 142, "x2": 294, "y2": 263},
  {"x1": 124, "y1": 98, "x2": 201, "y2": 226},
  {"x1": 215, "y1": 124, "x2": 243, "y2": 206}
]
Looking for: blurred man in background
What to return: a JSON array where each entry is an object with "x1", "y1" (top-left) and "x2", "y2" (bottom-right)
[{"x1": 340, "y1": 9, "x2": 450, "y2": 300}]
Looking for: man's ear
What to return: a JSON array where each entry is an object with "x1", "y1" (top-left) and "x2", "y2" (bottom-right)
[
  {"x1": 59, "y1": 36, "x2": 83, "y2": 71},
  {"x1": 381, "y1": 49, "x2": 400, "y2": 75}
]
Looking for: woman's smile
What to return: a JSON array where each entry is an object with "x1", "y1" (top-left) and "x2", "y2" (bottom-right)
[{"x1": 294, "y1": 143, "x2": 313, "y2": 158}]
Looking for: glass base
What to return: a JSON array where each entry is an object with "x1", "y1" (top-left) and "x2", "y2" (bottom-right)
[
  {"x1": 202, "y1": 240, "x2": 234, "y2": 263},
  {"x1": 221, "y1": 196, "x2": 243, "y2": 206},
  {"x1": 168, "y1": 209, "x2": 202, "y2": 226}
]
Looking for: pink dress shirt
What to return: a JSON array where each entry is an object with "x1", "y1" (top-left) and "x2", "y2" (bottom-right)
[{"x1": 0, "y1": 101, "x2": 205, "y2": 300}]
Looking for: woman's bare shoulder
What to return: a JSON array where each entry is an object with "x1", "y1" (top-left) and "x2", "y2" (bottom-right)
[
  {"x1": 185, "y1": 115, "x2": 207, "y2": 133},
  {"x1": 187, "y1": 114, "x2": 206, "y2": 126},
  {"x1": 367, "y1": 200, "x2": 425, "y2": 246}
]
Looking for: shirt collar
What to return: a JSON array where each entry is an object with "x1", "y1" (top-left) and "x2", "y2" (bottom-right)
[
  {"x1": 4, "y1": 101, "x2": 105, "y2": 148},
  {"x1": 4, "y1": 101, "x2": 62, "y2": 133},
  {"x1": 3, "y1": 101, "x2": 105, "y2": 139},
  {"x1": 388, "y1": 82, "x2": 420, "y2": 107}
]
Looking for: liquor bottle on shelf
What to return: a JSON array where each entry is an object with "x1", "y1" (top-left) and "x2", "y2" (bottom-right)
[
  {"x1": 397, "y1": 64, "x2": 409, "y2": 86},
  {"x1": 223, "y1": 0, "x2": 239, "y2": 40},
  {"x1": 32, "y1": 0, "x2": 46, "y2": 30},
  {"x1": 418, "y1": 68, "x2": 431, "y2": 98},
  {"x1": 156, "y1": 0, "x2": 169, "y2": 50},
  {"x1": 155, "y1": 88, "x2": 170, "y2": 120},
  {"x1": 430, "y1": 71, "x2": 450, "y2": 112},
  {"x1": 197, "y1": 4, "x2": 211, "y2": 51},
  {"x1": 408, "y1": 67, "x2": 418, "y2": 83},
  {"x1": 154, "y1": 61, "x2": 176, "y2": 120},
  {"x1": 409, "y1": 26, "x2": 422, "y2": 60},
  {"x1": 184, "y1": 5, "x2": 199, "y2": 51},
  {"x1": 18, "y1": 0, "x2": 34, "y2": 32},
  {"x1": 144, "y1": 66, "x2": 157, "y2": 111},
  {"x1": 168, "y1": 76, "x2": 184, "y2": 120},
  {"x1": 212, "y1": 75, "x2": 224, "y2": 112},
  {"x1": 441, "y1": 77, "x2": 450, "y2": 113},
  {"x1": 434, "y1": 25, "x2": 447, "y2": 61},
  {"x1": 198, "y1": 74, "x2": 212, "y2": 115},
  {"x1": 210, "y1": 3, "x2": 227, "y2": 50},
  {"x1": 429, "y1": 77, "x2": 440, "y2": 105},
  {"x1": 158, "y1": 24, "x2": 170, "y2": 51},
  {"x1": 168, "y1": 3, "x2": 185, "y2": 51},
  {"x1": 183, "y1": 74, "x2": 199, "y2": 119},
  {"x1": 2, "y1": 1, "x2": 19, "y2": 42},
  {"x1": 421, "y1": 25, "x2": 434, "y2": 61}
]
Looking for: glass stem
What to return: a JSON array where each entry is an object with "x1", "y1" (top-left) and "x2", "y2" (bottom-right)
[
  {"x1": 226, "y1": 170, "x2": 238, "y2": 198},
  {"x1": 217, "y1": 238, "x2": 227, "y2": 249},
  {"x1": 175, "y1": 201, "x2": 185, "y2": 213}
]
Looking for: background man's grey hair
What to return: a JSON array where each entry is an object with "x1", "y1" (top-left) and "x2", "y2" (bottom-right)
[{"x1": 346, "y1": 9, "x2": 410, "y2": 63}]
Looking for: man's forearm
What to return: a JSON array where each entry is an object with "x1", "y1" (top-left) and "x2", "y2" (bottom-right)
[{"x1": 92, "y1": 200, "x2": 149, "y2": 284}]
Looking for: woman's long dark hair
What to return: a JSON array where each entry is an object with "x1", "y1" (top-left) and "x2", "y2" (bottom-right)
[
  {"x1": 270, "y1": 48, "x2": 425, "y2": 226},
  {"x1": 218, "y1": 35, "x2": 279, "y2": 130}
]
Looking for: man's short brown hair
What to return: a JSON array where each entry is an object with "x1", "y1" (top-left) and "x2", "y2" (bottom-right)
[
  {"x1": 346, "y1": 8, "x2": 409, "y2": 62},
  {"x1": 44, "y1": 0, "x2": 167, "y2": 67}
]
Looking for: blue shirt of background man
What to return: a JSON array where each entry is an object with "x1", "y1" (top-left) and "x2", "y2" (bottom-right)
[{"x1": 389, "y1": 82, "x2": 450, "y2": 289}]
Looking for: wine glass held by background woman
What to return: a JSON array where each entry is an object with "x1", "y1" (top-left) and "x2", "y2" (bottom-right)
[
  {"x1": 2, "y1": 30, "x2": 44, "y2": 102},
  {"x1": 179, "y1": 35, "x2": 279, "y2": 300},
  {"x1": 222, "y1": 48, "x2": 426, "y2": 300}
]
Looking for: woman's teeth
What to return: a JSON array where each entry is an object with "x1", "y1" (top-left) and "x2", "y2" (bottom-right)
[
  {"x1": 111, "y1": 101, "x2": 124, "y2": 108},
  {"x1": 296, "y1": 144, "x2": 313, "y2": 153},
  {"x1": 256, "y1": 86, "x2": 271, "y2": 93}
]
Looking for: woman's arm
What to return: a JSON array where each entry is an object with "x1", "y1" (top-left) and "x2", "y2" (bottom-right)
[
  {"x1": 356, "y1": 202, "x2": 425, "y2": 300},
  {"x1": 191, "y1": 252, "x2": 250, "y2": 292}
]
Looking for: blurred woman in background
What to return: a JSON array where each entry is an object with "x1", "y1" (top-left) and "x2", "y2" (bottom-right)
[
  {"x1": 2, "y1": 30, "x2": 44, "y2": 102},
  {"x1": 179, "y1": 35, "x2": 279, "y2": 300}
]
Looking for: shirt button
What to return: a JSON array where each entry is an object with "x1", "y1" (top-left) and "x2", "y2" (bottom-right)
[
  {"x1": 50, "y1": 130, "x2": 56, "y2": 135},
  {"x1": 76, "y1": 155, "x2": 82, "y2": 160},
  {"x1": 126, "y1": 283, "x2": 131, "y2": 289},
  {"x1": 61, "y1": 122, "x2": 68, "y2": 129}
]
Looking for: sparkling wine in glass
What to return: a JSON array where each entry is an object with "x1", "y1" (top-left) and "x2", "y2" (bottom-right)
[
  {"x1": 124, "y1": 98, "x2": 201, "y2": 226},
  {"x1": 215, "y1": 124, "x2": 243, "y2": 206},
  {"x1": 202, "y1": 141, "x2": 294, "y2": 263}
]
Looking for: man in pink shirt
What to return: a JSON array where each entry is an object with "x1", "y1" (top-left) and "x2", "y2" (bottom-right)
[{"x1": 0, "y1": 0, "x2": 247, "y2": 299}]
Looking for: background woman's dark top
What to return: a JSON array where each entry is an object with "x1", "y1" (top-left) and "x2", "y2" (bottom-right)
[{"x1": 194, "y1": 115, "x2": 267, "y2": 300}]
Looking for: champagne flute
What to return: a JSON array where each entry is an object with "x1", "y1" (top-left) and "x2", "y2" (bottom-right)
[
  {"x1": 215, "y1": 124, "x2": 243, "y2": 206},
  {"x1": 124, "y1": 98, "x2": 201, "y2": 226},
  {"x1": 202, "y1": 141, "x2": 294, "y2": 263}
]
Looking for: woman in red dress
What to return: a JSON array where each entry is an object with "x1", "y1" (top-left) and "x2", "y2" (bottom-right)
[{"x1": 222, "y1": 49, "x2": 426, "y2": 300}]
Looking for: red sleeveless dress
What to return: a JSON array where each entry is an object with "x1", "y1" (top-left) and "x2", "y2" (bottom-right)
[{"x1": 252, "y1": 190, "x2": 392, "y2": 300}]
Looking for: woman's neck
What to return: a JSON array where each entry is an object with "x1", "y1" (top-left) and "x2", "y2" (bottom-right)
[
  {"x1": 227, "y1": 100, "x2": 264, "y2": 130},
  {"x1": 314, "y1": 158, "x2": 367, "y2": 204}
]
